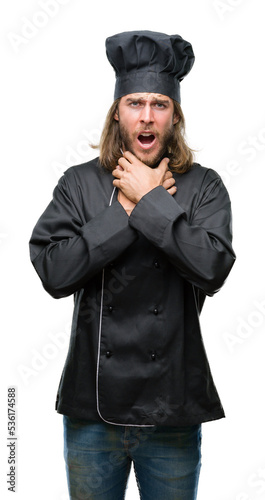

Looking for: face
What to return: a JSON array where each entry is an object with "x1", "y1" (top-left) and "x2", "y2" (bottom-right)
[{"x1": 114, "y1": 93, "x2": 179, "y2": 166}]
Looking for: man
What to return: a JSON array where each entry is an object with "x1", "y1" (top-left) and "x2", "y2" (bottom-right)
[{"x1": 29, "y1": 31, "x2": 236, "y2": 500}]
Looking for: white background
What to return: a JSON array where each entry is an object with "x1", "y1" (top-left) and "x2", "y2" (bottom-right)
[{"x1": 1, "y1": 1, "x2": 265, "y2": 499}]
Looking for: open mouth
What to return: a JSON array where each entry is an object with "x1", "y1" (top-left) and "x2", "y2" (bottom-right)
[{"x1": 137, "y1": 132, "x2": 156, "y2": 149}]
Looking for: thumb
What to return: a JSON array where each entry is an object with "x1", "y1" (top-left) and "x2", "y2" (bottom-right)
[{"x1": 157, "y1": 157, "x2": 170, "y2": 174}]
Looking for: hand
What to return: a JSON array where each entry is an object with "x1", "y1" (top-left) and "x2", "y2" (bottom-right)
[
  {"x1": 162, "y1": 169, "x2": 178, "y2": 196},
  {"x1": 118, "y1": 190, "x2": 136, "y2": 216},
  {"x1": 115, "y1": 164, "x2": 136, "y2": 216},
  {"x1": 112, "y1": 151, "x2": 177, "y2": 204}
]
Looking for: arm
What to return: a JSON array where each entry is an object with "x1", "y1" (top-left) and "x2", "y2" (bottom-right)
[
  {"x1": 112, "y1": 152, "x2": 235, "y2": 296},
  {"x1": 128, "y1": 176, "x2": 236, "y2": 295},
  {"x1": 29, "y1": 172, "x2": 137, "y2": 299}
]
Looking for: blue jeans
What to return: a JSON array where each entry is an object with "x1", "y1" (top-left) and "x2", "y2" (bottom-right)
[{"x1": 63, "y1": 416, "x2": 202, "y2": 500}]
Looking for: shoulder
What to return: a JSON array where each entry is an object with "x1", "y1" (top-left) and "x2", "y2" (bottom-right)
[
  {"x1": 174, "y1": 162, "x2": 227, "y2": 191},
  {"x1": 56, "y1": 157, "x2": 112, "y2": 191},
  {"x1": 176, "y1": 162, "x2": 221, "y2": 181},
  {"x1": 55, "y1": 157, "x2": 114, "y2": 204},
  {"x1": 173, "y1": 163, "x2": 231, "y2": 213},
  {"x1": 63, "y1": 157, "x2": 108, "y2": 181}
]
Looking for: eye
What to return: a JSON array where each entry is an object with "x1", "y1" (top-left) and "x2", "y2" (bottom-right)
[{"x1": 154, "y1": 103, "x2": 166, "y2": 109}]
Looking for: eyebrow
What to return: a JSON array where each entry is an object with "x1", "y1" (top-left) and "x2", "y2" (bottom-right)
[{"x1": 125, "y1": 97, "x2": 170, "y2": 105}]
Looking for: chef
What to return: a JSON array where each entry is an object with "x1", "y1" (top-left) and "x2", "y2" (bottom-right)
[{"x1": 29, "y1": 30, "x2": 236, "y2": 500}]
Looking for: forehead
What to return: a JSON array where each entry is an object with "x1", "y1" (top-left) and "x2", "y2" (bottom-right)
[{"x1": 121, "y1": 92, "x2": 172, "y2": 102}]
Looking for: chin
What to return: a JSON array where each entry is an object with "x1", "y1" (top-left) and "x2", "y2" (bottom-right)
[{"x1": 137, "y1": 151, "x2": 164, "y2": 168}]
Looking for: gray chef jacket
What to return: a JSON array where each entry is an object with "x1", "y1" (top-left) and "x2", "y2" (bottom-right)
[{"x1": 29, "y1": 157, "x2": 236, "y2": 427}]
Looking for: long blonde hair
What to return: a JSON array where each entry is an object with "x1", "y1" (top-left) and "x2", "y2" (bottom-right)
[{"x1": 92, "y1": 98, "x2": 194, "y2": 173}]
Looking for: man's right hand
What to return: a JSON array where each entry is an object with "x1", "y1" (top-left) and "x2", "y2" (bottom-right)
[{"x1": 117, "y1": 165, "x2": 177, "y2": 216}]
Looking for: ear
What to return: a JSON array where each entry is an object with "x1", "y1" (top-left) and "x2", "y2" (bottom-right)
[
  {"x1": 173, "y1": 113, "x2": 179, "y2": 125},
  {"x1": 114, "y1": 108, "x2": 119, "y2": 121}
]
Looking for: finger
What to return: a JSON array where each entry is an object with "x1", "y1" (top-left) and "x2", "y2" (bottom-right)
[
  {"x1": 157, "y1": 157, "x2": 170, "y2": 174},
  {"x1": 113, "y1": 179, "x2": 120, "y2": 188},
  {"x1": 123, "y1": 151, "x2": 147, "y2": 168},
  {"x1": 118, "y1": 157, "x2": 131, "y2": 170},
  {"x1": 167, "y1": 186, "x2": 177, "y2": 196},
  {"x1": 162, "y1": 178, "x2": 176, "y2": 190},
  {"x1": 112, "y1": 168, "x2": 123, "y2": 178},
  {"x1": 163, "y1": 170, "x2": 173, "y2": 180},
  {"x1": 123, "y1": 150, "x2": 138, "y2": 163}
]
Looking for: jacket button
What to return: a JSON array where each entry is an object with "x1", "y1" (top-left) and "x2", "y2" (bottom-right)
[
  {"x1": 153, "y1": 308, "x2": 159, "y2": 315},
  {"x1": 108, "y1": 306, "x2": 113, "y2": 313},
  {"x1": 151, "y1": 353, "x2": 156, "y2": 361},
  {"x1": 154, "y1": 261, "x2": 160, "y2": 269},
  {"x1": 106, "y1": 350, "x2": 112, "y2": 358}
]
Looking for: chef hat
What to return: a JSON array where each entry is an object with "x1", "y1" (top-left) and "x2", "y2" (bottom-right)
[{"x1": 105, "y1": 30, "x2": 195, "y2": 103}]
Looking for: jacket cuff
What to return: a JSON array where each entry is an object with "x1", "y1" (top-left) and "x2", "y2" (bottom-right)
[
  {"x1": 129, "y1": 186, "x2": 185, "y2": 245},
  {"x1": 80, "y1": 200, "x2": 137, "y2": 258}
]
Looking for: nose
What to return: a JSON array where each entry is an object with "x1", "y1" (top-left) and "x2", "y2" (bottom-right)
[{"x1": 139, "y1": 103, "x2": 154, "y2": 124}]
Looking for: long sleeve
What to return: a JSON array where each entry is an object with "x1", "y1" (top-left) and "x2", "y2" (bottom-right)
[
  {"x1": 29, "y1": 170, "x2": 137, "y2": 298},
  {"x1": 128, "y1": 170, "x2": 236, "y2": 296}
]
